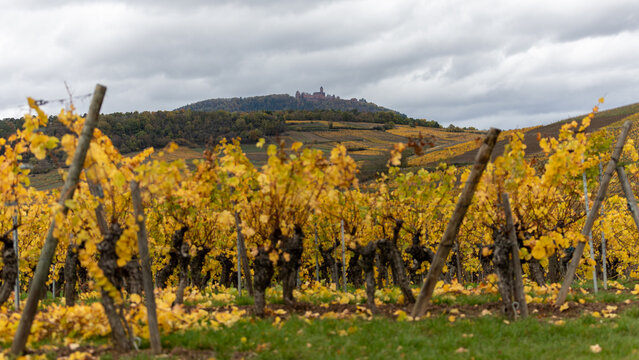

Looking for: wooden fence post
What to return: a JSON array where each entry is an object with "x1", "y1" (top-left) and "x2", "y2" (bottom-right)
[
  {"x1": 11, "y1": 84, "x2": 106, "y2": 356},
  {"x1": 502, "y1": 193, "x2": 528, "y2": 318},
  {"x1": 235, "y1": 220, "x2": 242, "y2": 297},
  {"x1": 616, "y1": 166, "x2": 639, "y2": 230},
  {"x1": 556, "y1": 121, "x2": 631, "y2": 306},
  {"x1": 412, "y1": 128, "x2": 500, "y2": 318},
  {"x1": 234, "y1": 211, "x2": 254, "y2": 297},
  {"x1": 131, "y1": 180, "x2": 162, "y2": 353}
]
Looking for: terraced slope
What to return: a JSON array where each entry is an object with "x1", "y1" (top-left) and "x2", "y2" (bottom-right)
[{"x1": 442, "y1": 103, "x2": 639, "y2": 165}]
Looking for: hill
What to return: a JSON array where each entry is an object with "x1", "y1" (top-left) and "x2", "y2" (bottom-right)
[
  {"x1": 177, "y1": 89, "x2": 400, "y2": 114},
  {"x1": 27, "y1": 119, "x2": 474, "y2": 189},
  {"x1": 26, "y1": 100, "x2": 639, "y2": 189},
  {"x1": 411, "y1": 102, "x2": 639, "y2": 167}
]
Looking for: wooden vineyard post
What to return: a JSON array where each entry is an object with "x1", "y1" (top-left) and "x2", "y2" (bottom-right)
[
  {"x1": 616, "y1": 166, "x2": 639, "y2": 231},
  {"x1": 11, "y1": 84, "x2": 106, "y2": 356},
  {"x1": 131, "y1": 181, "x2": 162, "y2": 353},
  {"x1": 502, "y1": 193, "x2": 528, "y2": 318},
  {"x1": 234, "y1": 211, "x2": 254, "y2": 297},
  {"x1": 86, "y1": 179, "x2": 109, "y2": 235},
  {"x1": 236, "y1": 219, "x2": 242, "y2": 296},
  {"x1": 412, "y1": 128, "x2": 500, "y2": 318},
  {"x1": 556, "y1": 120, "x2": 632, "y2": 306}
]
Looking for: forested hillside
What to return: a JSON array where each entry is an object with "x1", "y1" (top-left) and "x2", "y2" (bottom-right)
[
  {"x1": 1, "y1": 109, "x2": 439, "y2": 152},
  {"x1": 177, "y1": 93, "x2": 398, "y2": 113},
  {"x1": 0, "y1": 108, "x2": 441, "y2": 174}
]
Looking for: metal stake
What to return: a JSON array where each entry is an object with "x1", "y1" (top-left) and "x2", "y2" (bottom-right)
[
  {"x1": 236, "y1": 229, "x2": 242, "y2": 297},
  {"x1": 599, "y1": 162, "x2": 607, "y2": 290},
  {"x1": 314, "y1": 224, "x2": 320, "y2": 282},
  {"x1": 13, "y1": 213, "x2": 19, "y2": 310},
  {"x1": 340, "y1": 220, "x2": 347, "y2": 292},
  {"x1": 582, "y1": 169, "x2": 598, "y2": 293}
]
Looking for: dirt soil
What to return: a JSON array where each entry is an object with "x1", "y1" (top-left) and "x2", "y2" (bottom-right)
[{"x1": 443, "y1": 113, "x2": 628, "y2": 166}]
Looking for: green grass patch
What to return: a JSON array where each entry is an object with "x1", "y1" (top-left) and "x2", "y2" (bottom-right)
[
  {"x1": 235, "y1": 295, "x2": 255, "y2": 306},
  {"x1": 150, "y1": 311, "x2": 639, "y2": 359}
]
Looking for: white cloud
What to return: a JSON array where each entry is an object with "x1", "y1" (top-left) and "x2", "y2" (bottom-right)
[{"x1": 1, "y1": 0, "x2": 639, "y2": 129}]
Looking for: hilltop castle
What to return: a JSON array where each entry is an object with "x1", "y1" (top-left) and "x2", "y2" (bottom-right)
[{"x1": 295, "y1": 86, "x2": 339, "y2": 101}]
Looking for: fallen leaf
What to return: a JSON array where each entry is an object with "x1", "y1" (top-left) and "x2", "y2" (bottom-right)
[{"x1": 480, "y1": 309, "x2": 492, "y2": 316}]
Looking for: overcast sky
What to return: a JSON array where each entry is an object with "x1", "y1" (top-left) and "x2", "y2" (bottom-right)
[{"x1": 1, "y1": 0, "x2": 639, "y2": 129}]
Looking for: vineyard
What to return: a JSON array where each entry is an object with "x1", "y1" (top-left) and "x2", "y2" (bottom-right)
[{"x1": 4, "y1": 88, "x2": 639, "y2": 359}]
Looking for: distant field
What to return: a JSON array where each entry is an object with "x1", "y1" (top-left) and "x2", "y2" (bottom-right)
[
  {"x1": 407, "y1": 126, "x2": 540, "y2": 167},
  {"x1": 29, "y1": 146, "x2": 206, "y2": 191},
  {"x1": 28, "y1": 123, "x2": 475, "y2": 189},
  {"x1": 277, "y1": 123, "x2": 476, "y2": 179}
]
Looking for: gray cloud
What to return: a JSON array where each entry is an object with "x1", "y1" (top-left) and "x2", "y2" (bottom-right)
[{"x1": 1, "y1": 0, "x2": 639, "y2": 129}]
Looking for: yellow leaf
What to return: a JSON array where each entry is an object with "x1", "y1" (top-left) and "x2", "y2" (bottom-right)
[
  {"x1": 130, "y1": 293, "x2": 142, "y2": 304},
  {"x1": 113, "y1": 171, "x2": 126, "y2": 188},
  {"x1": 482, "y1": 247, "x2": 492, "y2": 257},
  {"x1": 531, "y1": 244, "x2": 546, "y2": 260},
  {"x1": 394, "y1": 310, "x2": 408, "y2": 321},
  {"x1": 64, "y1": 199, "x2": 77, "y2": 210},
  {"x1": 267, "y1": 144, "x2": 277, "y2": 157},
  {"x1": 242, "y1": 227, "x2": 256, "y2": 238},
  {"x1": 291, "y1": 142, "x2": 303, "y2": 152},
  {"x1": 269, "y1": 251, "x2": 279, "y2": 264}
]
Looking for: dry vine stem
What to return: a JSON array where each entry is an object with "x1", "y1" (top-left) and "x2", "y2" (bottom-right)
[
  {"x1": 11, "y1": 84, "x2": 106, "y2": 356},
  {"x1": 412, "y1": 128, "x2": 500, "y2": 318},
  {"x1": 556, "y1": 120, "x2": 632, "y2": 307}
]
